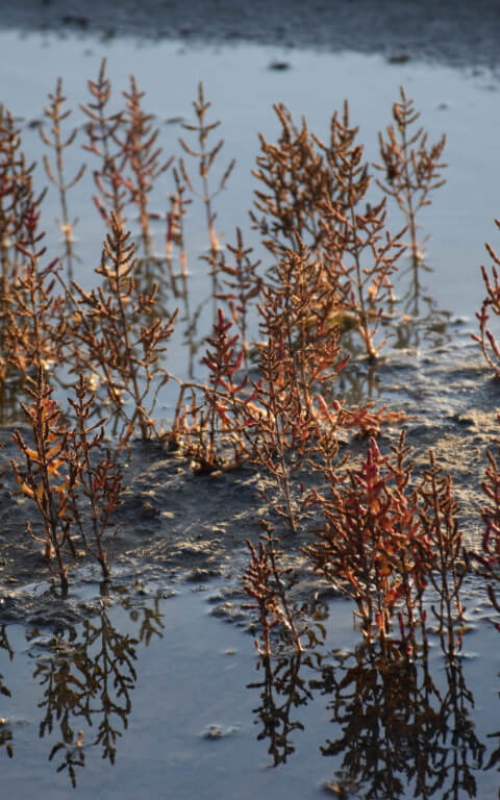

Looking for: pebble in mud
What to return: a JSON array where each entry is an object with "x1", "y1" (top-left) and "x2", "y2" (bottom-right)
[
  {"x1": 322, "y1": 779, "x2": 363, "y2": 798},
  {"x1": 184, "y1": 567, "x2": 220, "y2": 583},
  {"x1": 201, "y1": 723, "x2": 238, "y2": 739},
  {"x1": 209, "y1": 601, "x2": 249, "y2": 626},
  {"x1": 268, "y1": 60, "x2": 291, "y2": 70},
  {"x1": 387, "y1": 53, "x2": 410, "y2": 63},
  {"x1": 140, "y1": 500, "x2": 160, "y2": 519}
]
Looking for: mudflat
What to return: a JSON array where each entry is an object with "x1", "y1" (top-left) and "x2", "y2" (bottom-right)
[{"x1": 6, "y1": 0, "x2": 500, "y2": 69}]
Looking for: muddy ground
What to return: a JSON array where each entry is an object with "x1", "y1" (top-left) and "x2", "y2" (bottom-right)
[
  {"x1": 5, "y1": 0, "x2": 500, "y2": 71},
  {"x1": 0, "y1": 332, "x2": 498, "y2": 627}
]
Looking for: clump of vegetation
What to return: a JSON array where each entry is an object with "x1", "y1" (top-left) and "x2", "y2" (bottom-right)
[
  {"x1": 64, "y1": 213, "x2": 178, "y2": 449},
  {"x1": 0, "y1": 61, "x2": 496, "y2": 669},
  {"x1": 6, "y1": 62, "x2": 500, "y2": 800},
  {"x1": 12, "y1": 371, "x2": 123, "y2": 589},
  {"x1": 304, "y1": 433, "x2": 466, "y2": 658}
]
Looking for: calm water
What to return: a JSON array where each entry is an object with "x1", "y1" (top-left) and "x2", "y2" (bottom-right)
[{"x1": 1, "y1": 577, "x2": 500, "y2": 799}]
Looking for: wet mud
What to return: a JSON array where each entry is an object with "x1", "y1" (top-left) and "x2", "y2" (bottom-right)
[
  {"x1": 5, "y1": 0, "x2": 500, "y2": 71},
  {"x1": 0, "y1": 332, "x2": 497, "y2": 628}
]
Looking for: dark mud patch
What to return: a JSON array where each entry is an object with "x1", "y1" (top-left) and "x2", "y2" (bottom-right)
[{"x1": 4, "y1": 0, "x2": 500, "y2": 72}]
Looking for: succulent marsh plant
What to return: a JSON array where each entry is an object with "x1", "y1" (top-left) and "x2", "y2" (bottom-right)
[
  {"x1": 174, "y1": 308, "x2": 254, "y2": 473},
  {"x1": 243, "y1": 529, "x2": 303, "y2": 656},
  {"x1": 375, "y1": 86, "x2": 447, "y2": 263},
  {"x1": 40, "y1": 77, "x2": 86, "y2": 275},
  {"x1": 179, "y1": 82, "x2": 235, "y2": 259},
  {"x1": 214, "y1": 226, "x2": 262, "y2": 366},
  {"x1": 253, "y1": 101, "x2": 407, "y2": 360},
  {"x1": 248, "y1": 239, "x2": 350, "y2": 531},
  {"x1": 470, "y1": 413, "x2": 500, "y2": 622},
  {"x1": 81, "y1": 58, "x2": 129, "y2": 226},
  {"x1": 64, "y1": 213, "x2": 178, "y2": 448},
  {"x1": 12, "y1": 374, "x2": 78, "y2": 590},
  {"x1": 251, "y1": 103, "x2": 332, "y2": 258},
  {"x1": 473, "y1": 222, "x2": 500, "y2": 378},
  {"x1": 304, "y1": 434, "x2": 466, "y2": 656},
  {"x1": 12, "y1": 371, "x2": 124, "y2": 588},
  {"x1": 67, "y1": 375, "x2": 123, "y2": 581},
  {"x1": 317, "y1": 108, "x2": 407, "y2": 360}
]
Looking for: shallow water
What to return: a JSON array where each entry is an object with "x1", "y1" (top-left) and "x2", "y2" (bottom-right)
[{"x1": 1, "y1": 577, "x2": 500, "y2": 799}]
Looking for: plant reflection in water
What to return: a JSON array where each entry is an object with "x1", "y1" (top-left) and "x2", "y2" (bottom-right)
[
  {"x1": 390, "y1": 257, "x2": 453, "y2": 352},
  {"x1": 0, "y1": 593, "x2": 164, "y2": 788},
  {"x1": 0, "y1": 625, "x2": 13, "y2": 758},
  {"x1": 247, "y1": 601, "x2": 326, "y2": 767},
  {"x1": 317, "y1": 645, "x2": 485, "y2": 800},
  {"x1": 248, "y1": 604, "x2": 490, "y2": 799}
]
